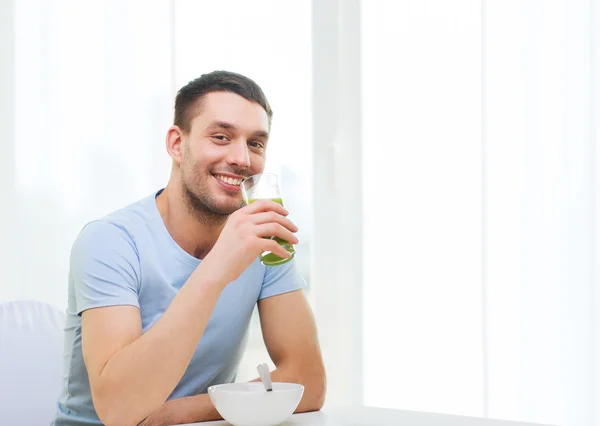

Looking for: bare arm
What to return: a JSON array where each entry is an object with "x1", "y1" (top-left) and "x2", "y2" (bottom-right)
[
  {"x1": 257, "y1": 289, "x2": 326, "y2": 412},
  {"x1": 82, "y1": 200, "x2": 298, "y2": 426},
  {"x1": 140, "y1": 289, "x2": 326, "y2": 426},
  {"x1": 138, "y1": 394, "x2": 221, "y2": 426},
  {"x1": 83, "y1": 266, "x2": 224, "y2": 426}
]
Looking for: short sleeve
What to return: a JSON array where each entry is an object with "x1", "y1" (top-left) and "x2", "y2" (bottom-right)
[
  {"x1": 70, "y1": 220, "x2": 141, "y2": 315},
  {"x1": 259, "y1": 258, "x2": 307, "y2": 300}
]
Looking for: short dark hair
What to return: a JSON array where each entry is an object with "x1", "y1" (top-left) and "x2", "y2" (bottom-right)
[{"x1": 174, "y1": 70, "x2": 273, "y2": 133}]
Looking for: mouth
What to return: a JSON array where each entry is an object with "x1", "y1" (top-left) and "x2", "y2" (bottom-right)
[{"x1": 212, "y1": 173, "x2": 244, "y2": 192}]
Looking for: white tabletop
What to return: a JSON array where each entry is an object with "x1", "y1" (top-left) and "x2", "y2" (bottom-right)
[{"x1": 179, "y1": 405, "x2": 552, "y2": 426}]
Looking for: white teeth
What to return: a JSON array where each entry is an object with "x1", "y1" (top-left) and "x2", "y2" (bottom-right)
[{"x1": 216, "y1": 175, "x2": 241, "y2": 186}]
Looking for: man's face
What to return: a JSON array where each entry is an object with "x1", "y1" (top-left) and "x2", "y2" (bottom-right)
[{"x1": 179, "y1": 91, "x2": 269, "y2": 217}]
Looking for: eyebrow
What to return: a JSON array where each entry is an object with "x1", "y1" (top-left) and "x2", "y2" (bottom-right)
[{"x1": 207, "y1": 121, "x2": 269, "y2": 138}]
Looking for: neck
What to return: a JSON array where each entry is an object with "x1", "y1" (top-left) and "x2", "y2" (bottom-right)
[{"x1": 156, "y1": 181, "x2": 227, "y2": 260}]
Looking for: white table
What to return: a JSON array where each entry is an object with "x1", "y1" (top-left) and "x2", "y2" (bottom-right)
[{"x1": 179, "y1": 406, "x2": 552, "y2": 426}]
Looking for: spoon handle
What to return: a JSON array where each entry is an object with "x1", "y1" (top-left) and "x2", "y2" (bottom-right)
[{"x1": 257, "y1": 363, "x2": 273, "y2": 392}]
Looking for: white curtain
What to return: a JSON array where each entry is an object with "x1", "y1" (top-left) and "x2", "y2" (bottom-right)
[
  {"x1": 360, "y1": 1, "x2": 599, "y2": 426},
  {"x1": 484, "y1": 1, "x2": 596, "y2": 425},
  {"x1": 1, "y1": 0, "x2": 172, "y2": 308}
]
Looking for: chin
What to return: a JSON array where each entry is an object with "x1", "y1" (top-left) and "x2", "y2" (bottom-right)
[
  {"x1": 222, "y1": 202, "x2": 245, "y2": 215},
  {"x1": 210, "y1": 198, "x2": 244, "y2": 215}
]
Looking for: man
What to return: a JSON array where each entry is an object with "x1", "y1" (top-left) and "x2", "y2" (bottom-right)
[{"x1": 53, "y1": 71, "x2": 326, "y2": 426}]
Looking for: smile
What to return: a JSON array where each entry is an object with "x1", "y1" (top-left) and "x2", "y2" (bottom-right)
[{"x1": 213, "y1": 174, "x2": 243, "y2": 186}]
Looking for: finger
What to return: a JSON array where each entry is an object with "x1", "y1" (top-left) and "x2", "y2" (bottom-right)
[
  {"x1": 250, "y1": 212, "x2": 298, "y2": 232},
  {"x1": 255, "y1": 223, "x2": 299, "y2": 244},
  {"x1": 242, "y1": 199, "x2": 288, "y2": 216},
  {"x1": 261, "y1": 239, "x2": 294, "y2": 259}
]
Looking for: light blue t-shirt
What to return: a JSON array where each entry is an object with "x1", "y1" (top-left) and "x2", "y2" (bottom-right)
[{"x1": 53, "y1": 190, "x2": 305, "y2": 425}]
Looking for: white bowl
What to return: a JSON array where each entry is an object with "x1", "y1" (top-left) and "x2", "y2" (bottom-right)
[{"x1": 208, "y1": 382, "x2": 304, "y2": 426}]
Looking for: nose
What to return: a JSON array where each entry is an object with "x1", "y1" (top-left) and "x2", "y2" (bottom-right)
[{"x1": 227, "y1": 139, "x2": 251, "y2": 169}]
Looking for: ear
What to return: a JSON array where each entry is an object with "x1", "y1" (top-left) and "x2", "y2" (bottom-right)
[{"x1": 166, "y1": 126, "x2": 185, "y2": 165}]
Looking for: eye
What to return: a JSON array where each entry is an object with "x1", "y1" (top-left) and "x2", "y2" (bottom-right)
[
  {"x1": 211, "y1": 135, "x2": 230, "y2": 142},
  {"x1": 248, "y1": 140, "x2": 265, "y2": 150}
]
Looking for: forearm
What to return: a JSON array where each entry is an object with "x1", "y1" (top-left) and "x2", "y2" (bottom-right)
[
  {"x1": 253, "y1": 363, "x2": 326, "y2": 413},
  {"x1": 150, "y1": 363, "x2": 326, "y2": 425},
  {"x1": 92, "y1": 265, "x2": 225, "y2": 425},
  {"x1": 142, "y1": 394, "x2": 222, "y2": 426}
]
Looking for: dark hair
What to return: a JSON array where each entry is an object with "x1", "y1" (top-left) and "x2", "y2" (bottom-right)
[{"x1": 174, "y1": 70, "x2": 273, "y2": 133}]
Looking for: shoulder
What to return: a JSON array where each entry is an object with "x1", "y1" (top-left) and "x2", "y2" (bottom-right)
[{"x1": 72, "y1": 194, "x2": 158, "y2": 260}]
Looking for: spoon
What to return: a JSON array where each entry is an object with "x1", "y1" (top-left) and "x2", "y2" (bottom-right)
[{"x1": 257, "y1": 363, "x2": 273, "y2": 392}]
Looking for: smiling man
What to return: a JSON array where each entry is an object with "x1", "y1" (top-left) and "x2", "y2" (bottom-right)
[{"x1": 52, "y1": 71, "x2": 326, "y2": 426}]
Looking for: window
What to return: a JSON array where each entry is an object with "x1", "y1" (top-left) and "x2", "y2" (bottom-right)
[{"x1": 361, "y1": 0, "x2": 484, "y2": 416}]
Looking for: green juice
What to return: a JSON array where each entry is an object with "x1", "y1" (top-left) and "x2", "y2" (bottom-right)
[{"x1": 247, "y1": 198, "x2": 295, "y2": 266}]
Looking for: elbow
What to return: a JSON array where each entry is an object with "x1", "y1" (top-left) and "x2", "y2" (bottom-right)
[
  {"x1": 309, "y1": 371, "x2": 327, "y2": 411},
  {"x1": 95, "y1": 403, "x2": 142, "y2": 426},
  {"x1": 94, "y1": 398, "x2": 137, "y2": 426},
  {"x1": 93, "y1": 397, "x2": 118, "y2": 426},
  {"x1": 97, "y1": 413, "x2": 129, "y2": 426},
  {"x1": 92, "y1": 384, "x2": 146, "y2": 426},
  {"x1": 298, "y1": 364, "x2": 327, "y2": 412}
]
